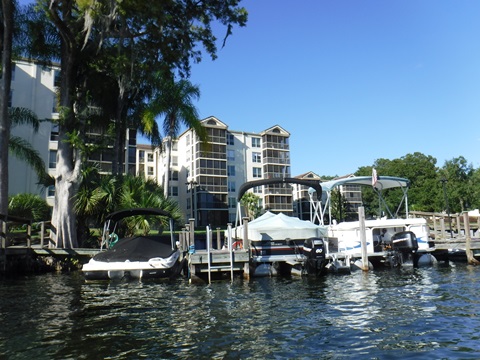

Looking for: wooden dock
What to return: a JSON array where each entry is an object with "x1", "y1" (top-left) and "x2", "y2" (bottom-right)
[{"x1": 2, "y1": 211, "x2": 480, "y2": 277}]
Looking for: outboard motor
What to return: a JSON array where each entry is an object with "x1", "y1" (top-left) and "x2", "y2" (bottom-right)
[
  {"x1": 303, "y1": 237, "x2": 328, "y2": 275},
  {"x1": 391, "y1": 231, "x2": 418, "y2": 266}
]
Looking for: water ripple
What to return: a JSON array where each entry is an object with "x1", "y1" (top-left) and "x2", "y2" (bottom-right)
[{"x1": 1, "y1": 264, "x2": 480, "y2": 359}]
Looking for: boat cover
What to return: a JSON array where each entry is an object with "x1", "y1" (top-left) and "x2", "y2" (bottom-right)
[
  {"x1": 232, "y1": 212, "x2": 327, "y2": 240},
  {"x1": 94, "y1": 236, "x2": 176, "y2": 262}
]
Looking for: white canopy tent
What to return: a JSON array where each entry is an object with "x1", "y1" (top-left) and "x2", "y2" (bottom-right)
[{"x1": 232, "y1": 212, "x2": 327, "y2": 241}]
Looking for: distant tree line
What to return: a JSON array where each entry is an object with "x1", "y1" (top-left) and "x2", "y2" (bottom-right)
[{"x1": 324, "y1": 152, "x2": 479, "y2": 221}]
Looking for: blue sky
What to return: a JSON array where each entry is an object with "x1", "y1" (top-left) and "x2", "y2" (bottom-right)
[{"x1": 176, "y1": 0, "x2": 480, "y2": 177}]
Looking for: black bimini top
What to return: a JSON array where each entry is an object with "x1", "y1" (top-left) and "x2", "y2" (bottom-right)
[
  {"x1": 237, "y1": 177, "x2": 322, "y2": 201},
  {"x1": 94, "y1": 236, "x2": 176, "y2": 262}
]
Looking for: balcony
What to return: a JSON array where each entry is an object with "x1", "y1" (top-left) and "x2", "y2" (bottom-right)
[
  {"x1": 262, "y1": 142, "x2": 289, "y2": 150},
  {"x1": 262, "y1": 157, "x2": 290, "y2": 165}
]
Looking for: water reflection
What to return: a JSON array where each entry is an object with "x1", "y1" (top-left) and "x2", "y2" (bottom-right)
[{"x1": 1, "y1": 265, "x2": 480, "y2": 359}]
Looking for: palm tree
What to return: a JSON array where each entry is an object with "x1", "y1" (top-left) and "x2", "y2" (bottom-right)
[
  {"x1": 9, "y1": 107, "x2": 49, "y2": 182},
  {"x1": 0, "y1": 0, "x2": 15, "y2": 215},
  {"x1": 74, "y1": 173, "x2": 184, "y2": 245},
  {"x1": 141, "y1": 76, "x2": 207, "y2": 197},
  {"x1": 8, "y1": 192, "x2": 50, "y2": 221}
]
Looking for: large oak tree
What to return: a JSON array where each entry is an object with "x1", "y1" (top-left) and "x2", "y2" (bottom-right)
[{"x1": 35, "y1": 0, "x2": 247, "y2": 248}]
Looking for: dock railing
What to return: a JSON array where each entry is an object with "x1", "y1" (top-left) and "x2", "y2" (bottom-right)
[
  {"x1": 0, "y1": 214, "x2": 51, "y2": 249},
  {"x1": 410, "y1": 210, "x2": 480, "y2": 240}
]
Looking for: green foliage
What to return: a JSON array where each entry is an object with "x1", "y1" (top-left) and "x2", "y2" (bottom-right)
[
  {"x1": 8, "y1": 193, "x2": 50, "y2": 221},
  {"x1": 9, "y1": 107, "x2": 49, "y2": 180},
  {"x1": 439, "y1": 156, "x2": 475, "y2": 213},
  {"x1": 74, "y1": 172, "x2": 184, "y2": 233},
  {"x1": 329, "y1": 189, "x2": 350, "y2": 222},
  {"x1": 353, "y1": 152, "x2": 479, "y2": 216},
  {"x1": 240, "y1": 192, "x2": 262, "y2": 219}
]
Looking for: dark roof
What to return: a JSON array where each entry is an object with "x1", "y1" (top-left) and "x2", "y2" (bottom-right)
[{"x1": 237, "y1": 177, "x2": 322, "y2": 201}]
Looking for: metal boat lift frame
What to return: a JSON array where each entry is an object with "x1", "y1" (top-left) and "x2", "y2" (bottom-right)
[{"x1": 317, "y1": 176, "x2": 411, "y2": 225}]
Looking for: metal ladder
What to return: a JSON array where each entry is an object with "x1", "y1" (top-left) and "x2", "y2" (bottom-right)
[{"x1": 206, "y1": 224, "x2": 234, "y2": 284}]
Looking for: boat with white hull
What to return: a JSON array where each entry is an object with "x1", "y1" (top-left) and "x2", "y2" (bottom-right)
[
  {"x1": 82, "y1": 208, "x2": 182, "y2": 280},
  {"x1": 315, "y1": 175, "x2": 437, "y2": 269}
]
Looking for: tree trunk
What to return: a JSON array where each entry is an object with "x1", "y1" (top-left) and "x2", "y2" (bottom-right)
[
  {"x1": 0, "y1": 0, "x2": 13, "y2": 215},
  {"x1": 49, "y1": 31, "x2": 81, "y2": 248},
  {"x1": 164, "y1": 136, "x2": 172, "y2": 198}
]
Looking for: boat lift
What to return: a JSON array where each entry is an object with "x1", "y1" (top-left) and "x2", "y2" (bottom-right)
[
  {"x1": 316, "y1": 176, "x2": 411, "y2": 225},
  {"x1": 235, "y1": 177, "x2": 323, "y2": 228}
]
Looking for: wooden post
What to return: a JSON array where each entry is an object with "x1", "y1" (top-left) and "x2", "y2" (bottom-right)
[
  {"x1": 456, "y1": 214, "x2": 461, "y2": 236},
  {"x1": 26, "y1": 223, "x2": 31, "y2": 248},
  {"x1": 216, "y1": 227, "x2": 221, "y2": 249},
  {"x1": 189, "y1": 218, "x2": 195, "y2": 249},
  {"x1": 433, "y1": 217, "x2": 438, "y2": 239},
  {"x1": 440, "y1": 218, "x2": 446, "y2": 240},
  {"x1": 40, "y1": 221, "x2": 45, "y2": 248},
  {"x1": 1, "y1": 219, "x2": 6, "y2": 272},
  {"x1": 242, "y1": 217, "x2": 249, "y2": 250},
  {"x1": 1, "y1": 219, "x2": 5, "y2": 250},
  {"x1": 359, "y1": 206, "x2": 369, "y2": 271},
  {"x1": 464, "y1": 212, "x2": 480, "y2": 265},
  {"x1": 242, "y1": 217, "x2": 250, "y2": 279}
]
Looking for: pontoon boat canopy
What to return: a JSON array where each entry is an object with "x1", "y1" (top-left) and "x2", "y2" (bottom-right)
[
  {"x1": 320, "y1": 176, "x2": 410, "y2": 192},
  {"x1": 319, "y1": 176, "x2": 410, "y2": 225}
]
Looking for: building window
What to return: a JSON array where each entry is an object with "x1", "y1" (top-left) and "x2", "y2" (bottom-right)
[
  {"x1": 186, "y1": 134, "x2": 190, "y2": 146},
  {"x1": 253, "y1": 186, "x2": 262, "y2": 194},
  {"x1": 170, "y1": 170, "x2": 179, "y2": 181},
  {"x1": 252, "y1": 137, "x2": 261, "y2": 148},
  {"x1": 253, "y1": 167, "x2": 262, "y2": 178},
  {"x1": 228, "y1": 197, "x2": 236, "y2": 209},
  {"x1": 172, "y1": 156, "x2": 178, "y2": 166},
  {"x1": 227, "y1": 165, "x2": 235, "y2": 176},
  {"x1": 227, "y1": 133, "x2": 234, "y2": 145},
  {"x1": 147, "y1": 166, "x2": 154, "y2": 175},
  {"x1": 54, "y1": 70, "x2": 61, "y2": 88},
  {"x1": 52, "y1": 94, "x2": 58, "y2": 113},
  {"x1": 169, "y1": 186, "x2": 178, "y2": 196},
  {"x1": 172, "y1": 142, "x2": 178, "y2": 151},
  {"x1": 228, "y1": 181, "x2": 236, "y2": 192},
  {"x1": 227, "y1": 149, "x2": 235, "y2": 161},
  {"x1": 139, "y1": 150, "x2": 145, "y2": 163},
  {"x1": 50, "y1": 124, "x2": 59, "y2": 141},
  {"x1": 147, "y1": 153, "x2": 154, "y2": 162},
  {"x1": 49, "y1": 150, "x2": 57, "y2": 169},
  {"x1": 252, "y1": 152, "x2": 261, "y2": 163},
  {"x1": 47, "y1": 186, "x2": 55, "y2": 197}
]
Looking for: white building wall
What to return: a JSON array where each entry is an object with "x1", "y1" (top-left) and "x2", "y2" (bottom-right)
[
  {"x1": 9, "y1": 60, "x2": 58, "y2": 201},
  {"x1": 139, "y1": 117, "x2": 290, "y2": 225}
]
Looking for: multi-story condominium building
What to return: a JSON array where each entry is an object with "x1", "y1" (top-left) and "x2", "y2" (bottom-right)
[
  {"x1": 9, "y1": 60, "x2": 136, "y2": 206},
  {"x1": 138, "y1": 116, "x2": 292, "y2": 227},
  {"x1": 292, "y1": 171, "x2": 322, "y2": 221},
  {"x1": 329, "y1": 174, "x2": 363, "y2": 219}
]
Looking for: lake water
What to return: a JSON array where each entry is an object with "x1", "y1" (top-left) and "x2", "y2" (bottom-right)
[{"x1": 1, "y1": 263, "x2": 479, "y2": 359}]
